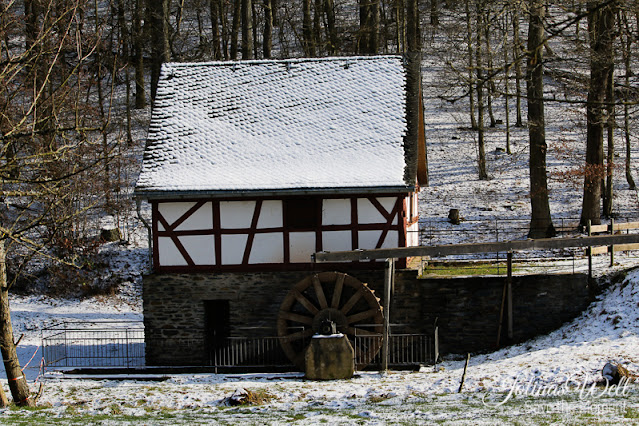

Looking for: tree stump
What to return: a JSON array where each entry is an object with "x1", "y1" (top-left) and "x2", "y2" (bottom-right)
[{"x1": 448, "y1": 209, "x2": 461, "y2": 225}]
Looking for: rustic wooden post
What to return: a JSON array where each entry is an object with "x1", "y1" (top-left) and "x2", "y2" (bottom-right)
[
  {"x1": 507, "y1": 251, "x2": 513, "y2": 340},
  {"x1": 588, "y1": 219, "x2": 592, "y2": 282},
  {"x1": 496, "y1": 281, "x2": 507, "y2": 347},
  {"x1": 610, "y1": 218, "x2": 615, "y2": 267},
  {"x1": 458, "y1": 353, "x2": 470, "y2": 393},
  {"x1": 381, "y1": 258, "x2": 394, "y2": 372}
]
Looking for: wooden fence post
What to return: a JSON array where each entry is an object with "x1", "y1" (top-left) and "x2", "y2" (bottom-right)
[
  {"x1": 610, "y1": 218, "x2": 615, "y2": 267},
  {"x1": 507, "y1": 251, "x2": 513, "y2": 340},
  {"x1": 381, "y1": 258, "x2": 394, "y2": 372},
  {"x1": 588, "y1": 219, "x2": 592, "y2": 282}
]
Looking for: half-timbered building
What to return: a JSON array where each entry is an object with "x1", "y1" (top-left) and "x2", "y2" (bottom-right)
[{"x1": 136, "y1": 55, "x2": 428, "y2": 367}]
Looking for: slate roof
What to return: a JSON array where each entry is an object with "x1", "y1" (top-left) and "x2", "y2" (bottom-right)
[{"x1": 135, "y1": 56, "x2": 416, "y2": 197}]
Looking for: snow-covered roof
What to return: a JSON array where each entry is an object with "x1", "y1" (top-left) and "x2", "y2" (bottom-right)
[{"x1": 135, "y1": 56, "x2": 417, "y2": 198}]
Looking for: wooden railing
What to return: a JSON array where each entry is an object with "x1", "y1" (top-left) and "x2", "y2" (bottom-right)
[{"x1": 588, "y1": 220, "x2": 639, "y2": 255}]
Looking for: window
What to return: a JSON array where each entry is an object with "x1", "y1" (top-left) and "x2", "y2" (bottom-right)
[{"x1": 284, "y1": 197, "x2": 319, "y2": 230}]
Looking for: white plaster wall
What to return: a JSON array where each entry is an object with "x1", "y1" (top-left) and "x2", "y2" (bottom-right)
[
  {"x1": 249, "y1": 233, "x2": 284, "y2": 263},
  {"x1": 322, "y1": 199, "x2": 351, "y2": 225},
  {"x1": 322, "y1": 231, "x2": 352, "y2": 252},
  {"x1": 289, "y1": 232, "x2": 316, "y2": 263},
  {"x1": 180, "y1": 235, "x2": 216, "y2": 264},
  {"x1": 357, "y1": 197, "x2": 399, "y2": 225},
  {"x1": 158, "y1": 202, "x2": 212, "y2": 231},
  {"x1": 221, "y1": 234, "x2": 249, "y2": 264},
  {"x1": 358, "y1": 230, "x2": 398, "y2": 250},
  {"x1": 158, "y1": 237, "x2": 187, "y2": 266},
  {"x1": 407, "y1": 221, "x2": 419, "y2": 247},
  {"x1": 257, "y1": 200, "x2": 283, "y2": 228},
  {"x1": 358, "y1": 230, "x2": 382, "y2": 250},
  {"x1": 220, "y1": 201, "x2": 256, "y2": 228}
]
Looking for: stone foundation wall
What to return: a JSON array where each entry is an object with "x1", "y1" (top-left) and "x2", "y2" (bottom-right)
[{"x1": 143, "y1": 269, "x2": 591, "y2": 365}]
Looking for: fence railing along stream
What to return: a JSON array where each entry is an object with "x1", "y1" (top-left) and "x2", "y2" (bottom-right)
[{"x1": 42, "y1": 322, "x2": 437, "y2": 370}]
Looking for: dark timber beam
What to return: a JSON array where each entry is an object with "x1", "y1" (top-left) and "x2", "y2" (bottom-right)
[{"x1": 312, "y1": 234, "x2": 639, "y2": 262}]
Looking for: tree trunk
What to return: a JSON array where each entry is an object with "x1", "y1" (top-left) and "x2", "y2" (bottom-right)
[
  {"x1": 396, "y1": 0, "x2": 405, "y2": 53},
  {"x1": 325, "y1": 0, "x2": 337, "y2": 54},
  {"x1": 117, "y1": 0, "x2": 133, "y2": 145},
  {"x1": 24, "y1": 0, "x2": 40, "y2": 51},
  {"x1": 526, "y1": 0, "x2": 555, "y2": 238},
  {"x1": 149, "y1": 0, "x2": 171, "y2": 101},
  {"x1": 430, "y1": 0, "x2": 439, "y2": 26},
  {"x1": 303, "y1": 0, "x2": 315, "y2": 56},
  {"x1": 133, "y1": 0, "x2": 146, "y2": 109},
  {"x1": 241, "y1": 0, "x2": 254, "y2": 58},
  {"x1": 263, "y1": 0, "x2": 273, "y2": 58},
  {"x1": 484, "y1": 13, "x2": 496, "y2": 128},
  {"x1": 620, "y1": 10, "x2": 635, "y2": 189},
  {"x1": 230, "y1": 0, "x2": 241, "y2": 59},
  {"x1": 513, "y1": 3, "x2": 523, "y2": 127},
  {"x1": 210, "y1": 0, "x2": 223, "y2": 59},
  {"x1": 0, "y1": 241, "x2": 33, "y2": 407},
  {"x1": 359, "y1": 0, "x2": 377, "y2": 54},
  {"x1": 581, "y1": 0, "x2": 615, "y2": 226},
  {"x1": 252, "y1": 0, "x2": 258, "y2": 58},
  {"x1": 465, "y1": 0, "x2": 477, "y2": 130},
  {"x1": 370, "y1": 0, "x2": 380, "y2": 54},
  {"x1": 314, "y1": 0, "x2": 323, "y2": 54},
  {"x1": 220, "y1": 0, "x2": 230, "y2": 59},
  {"x1": 406, "y1": 0, "x2": 419, "y2": 53},
  {"x1": 603, "y1": 61, "x2": 614, "y2": 217},
  {"x1": 475, "y1": 0, "x2": 487, "y2": 180},
  {"x1": 503, "y1": 13, "x2": 511, "y2": 154}
]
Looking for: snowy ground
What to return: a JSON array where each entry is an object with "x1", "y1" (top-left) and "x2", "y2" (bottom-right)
[
  {"x1": 1, "y1": 57, "x2": 639, "y2": 423},
  {"x1": 3, "y1": 267, "x2": 639, "y2": 424}
]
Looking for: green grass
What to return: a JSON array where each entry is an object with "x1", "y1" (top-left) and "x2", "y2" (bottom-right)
[{"x1": 421, "y1": 262, "x2": 521, "y2": 277}]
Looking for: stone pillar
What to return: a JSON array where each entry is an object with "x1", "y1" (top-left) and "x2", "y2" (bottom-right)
[{"x1": 305, "y1": 335, "x2": 354, "y2": 380}]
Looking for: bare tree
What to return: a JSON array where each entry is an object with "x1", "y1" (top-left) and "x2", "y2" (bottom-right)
[
  {"x1": 263, "y1": 0, "x2": 273, "y2": 57},
  {"x1": 619, "y1": 8, "x2": 635, "y2": 189},
  {"x1": 581, "y1": 0, "x2": 616, "y2": 226},
  {"x1": 475, "y1": 0, "x2": 487, "y2": 180},
  {"x1": 133, "y1": 0, "x2": 146, "y2": 108},
  {"x1": 465, "y1": 0, "x2": 478, "y2": 129},
  {"x1": 360, "y1": 0, "x2": 380, "y2": 54},
  {"x1": 526, "y1": 0, "x2": 555, "y2": 238},
  {"x1": 149, "y1": 0, "x2": 171, "y2": 100},
  {"x1": 0, "y1": 0, "x2": 112, "y2": 406},
  {"x1": 512, "y1": 2, "x2": 523, "y2": 127},
  {"x1": 242, "y1": 0, "x2": 254, "y2": 58}
]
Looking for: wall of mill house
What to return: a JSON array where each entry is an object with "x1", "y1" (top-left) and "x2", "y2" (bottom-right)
[{"x1": 143, "y1": 270, "x2": 591, "y2": 365}]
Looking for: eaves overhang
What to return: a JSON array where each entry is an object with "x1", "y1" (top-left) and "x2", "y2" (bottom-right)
[{"x1": 134, "y1": 185, "x2": 416, "y2": 201}]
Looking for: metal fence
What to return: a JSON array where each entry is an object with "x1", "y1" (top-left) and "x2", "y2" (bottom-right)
[
  {"x1": 42, "y1": 321, "x2": 145, "y2": 368},
  {"x1": 42, "y1": 321, "x2": 437, "y2": 370},
  {"x1": 210, "y1": 336, "x2": 290, "y2": 367},
  {"x1": 354, "y1": 330, "x2": 439, "y2": 368}
]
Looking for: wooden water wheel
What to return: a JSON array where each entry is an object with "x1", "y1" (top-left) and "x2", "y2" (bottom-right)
[{"x1": 277, "y1": 271, "x2": 383, "y2": 370}]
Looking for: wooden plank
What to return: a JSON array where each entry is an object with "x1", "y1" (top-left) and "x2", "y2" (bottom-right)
[
  {"x1": 314, "y1": 233, "x2": 639, "y2": 262},
  {"x1": 613, "y1": 243, "x2": 639, "y2": 251},
  {"x1": 589, "y1": 246, "x2": 609, "y2": 255},
  {"x1": 614, "y1": 222, "x2": 639, "y2": 231},
  {"x1": 589, "y1": 224, "x2": 609, "y2": 233},
  {"x1": 589, "y1": 221, "x2": 639, "y2": 233},
  {"x1": 588, "y1": 243, "x2": 639, "y2": 255}
]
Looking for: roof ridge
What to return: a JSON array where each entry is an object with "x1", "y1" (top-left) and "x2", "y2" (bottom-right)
[{"x1": 162, "y1": 55, "x2": 404, "y2": 69}]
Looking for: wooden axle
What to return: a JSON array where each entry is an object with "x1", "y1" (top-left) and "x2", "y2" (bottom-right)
[{"x1": 313, "y1": 233, "x2": 639, "y2": 262}]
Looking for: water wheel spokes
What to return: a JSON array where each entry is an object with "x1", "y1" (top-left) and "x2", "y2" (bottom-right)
[{"x1": 277, "y1": 271, "x2": 384, "y2": 370}]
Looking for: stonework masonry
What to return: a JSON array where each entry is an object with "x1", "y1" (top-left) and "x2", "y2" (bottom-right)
[{"x1": 143, "y1": 269, "x2": 591, "y2": 365}]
